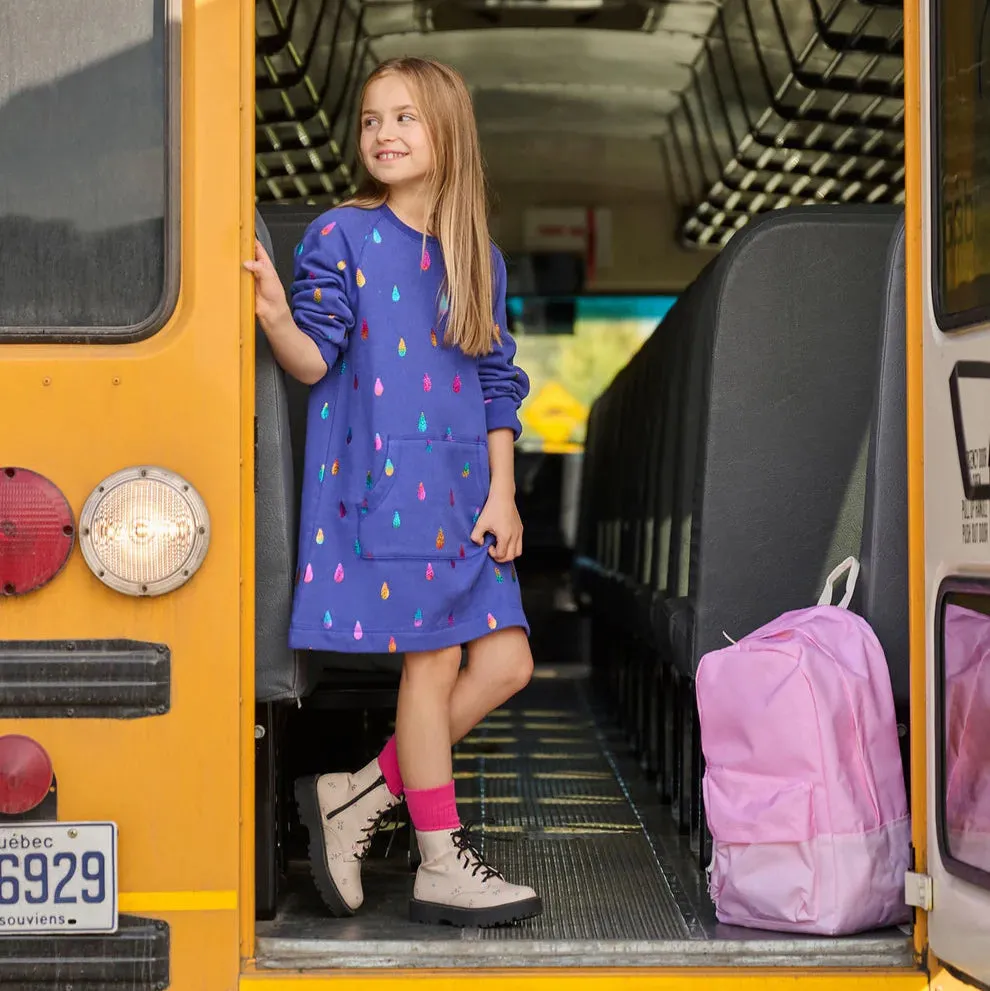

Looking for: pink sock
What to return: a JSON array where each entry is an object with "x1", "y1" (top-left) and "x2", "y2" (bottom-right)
[
  {"x1": 405, "y1": 781, "x2": 461, "y2": 832},
  {"x1": 377, "y1": 735, "x2": 404, "y2": 797}
]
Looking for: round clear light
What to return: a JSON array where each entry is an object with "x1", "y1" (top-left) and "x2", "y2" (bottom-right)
[{"x1": 79, "y1": 467, "x2": 210, "y2": 596}]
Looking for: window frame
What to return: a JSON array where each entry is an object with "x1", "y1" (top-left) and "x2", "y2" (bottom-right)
[
  {"x1": 0, "y1": 0, "x2": 181, "y2": 344},
  {"x1": 934, "y1": 576, "x2": 990, "y2": 892},
  {"x1": 930, "y1": 0, "x2": 990, "y2": 334}
]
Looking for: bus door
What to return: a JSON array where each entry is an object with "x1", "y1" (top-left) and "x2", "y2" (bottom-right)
[
  {"x1": 0, "y1": 2, "x2": 251, "y2": 987},
  {"x1": 918, "y1": 0, "x2": 990, "y2": 983}
]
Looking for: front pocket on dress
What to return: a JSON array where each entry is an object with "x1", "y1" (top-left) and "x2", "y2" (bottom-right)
[{"x1": 357, "y1": 436, "x2": 489, "y2": 560}]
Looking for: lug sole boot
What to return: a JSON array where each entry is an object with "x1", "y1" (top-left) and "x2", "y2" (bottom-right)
[
  {"x1": 409, "y1": 825, "x2": 543, "y2": 927},
  {"x1": 294, "y1": 758, "x2": 402, "y2": 916}
]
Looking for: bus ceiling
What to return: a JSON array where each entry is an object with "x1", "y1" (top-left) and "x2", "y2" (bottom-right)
[{"x1": 255, "y1": 0, "x2": 905, "y2": 248}]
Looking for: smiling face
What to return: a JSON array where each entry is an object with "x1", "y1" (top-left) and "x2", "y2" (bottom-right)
[{"x1": 359, "y1": 73, "x2": 434, "y2": 192}]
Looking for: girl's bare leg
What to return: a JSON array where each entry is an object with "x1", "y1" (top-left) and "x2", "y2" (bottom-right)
[
  {"x1": 403, "y1": 629, "x2": 542, "y2": 928},
  {"x1": 395, "y1": 645, "x2": 462, "y2": 789},
  {"x1": 448, "y1": 627, "x2": 534, "y2": 742}
]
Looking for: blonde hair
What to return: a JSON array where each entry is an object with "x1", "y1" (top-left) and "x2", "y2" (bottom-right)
[{"x1": 345, "y1": 57, "x2": 499, "y2": 357}]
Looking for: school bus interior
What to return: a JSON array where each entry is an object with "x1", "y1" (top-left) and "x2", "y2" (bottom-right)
[{"x1": 252, "y1": 0, "x2": 911, "y2": 970}]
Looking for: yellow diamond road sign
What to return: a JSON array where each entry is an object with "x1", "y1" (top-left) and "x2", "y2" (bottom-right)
[{"x1": 522, "y1": 381, "x2": 588, "y2": 446}]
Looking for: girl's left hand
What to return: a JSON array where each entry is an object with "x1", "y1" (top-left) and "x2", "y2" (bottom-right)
[{"x1": 471, "y1": 490, "x2": 523, "y2": 563}]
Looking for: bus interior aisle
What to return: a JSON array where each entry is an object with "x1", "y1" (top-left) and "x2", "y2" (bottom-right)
[
  {"x1": 258, "y1": 663, "x2": 911, "y2": 969},
  {"x1": 253, "y1": 201, "x2": 914, "y2": 969}
]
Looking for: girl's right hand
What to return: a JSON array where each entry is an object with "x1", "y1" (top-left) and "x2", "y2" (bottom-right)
[{"x1": 244, "y1": 239, "x2": 289, "y2": 327}]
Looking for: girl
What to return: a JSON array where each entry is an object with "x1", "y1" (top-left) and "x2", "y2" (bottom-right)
[{"x1": 245, "y1": 57, "x2": 542, "y2": 929}]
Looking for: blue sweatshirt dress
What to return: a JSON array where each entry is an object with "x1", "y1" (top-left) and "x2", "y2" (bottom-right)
[{"x1": 287, "y1": 203, "x2": 531, "y2": 655}]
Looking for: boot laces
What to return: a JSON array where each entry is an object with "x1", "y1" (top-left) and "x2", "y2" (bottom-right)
[
  {"x1": 452, "y1": 823, "x2": 504, "y2": 882},
  {"x1": 355, "y1": 803, "x2": 397, "y2": 861}
]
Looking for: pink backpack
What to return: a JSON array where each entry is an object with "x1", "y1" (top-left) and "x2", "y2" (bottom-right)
[
  {"x1": 943, "y1": 602, "x2": 990, "y2": 871},
  {"x1": 696, "y1": 557, "x2": 911, "y2": 935}
]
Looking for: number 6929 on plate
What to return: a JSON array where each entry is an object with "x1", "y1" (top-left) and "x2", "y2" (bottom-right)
[{"x1": 0, "y1": 822, "x2": 118, "y2": 934}]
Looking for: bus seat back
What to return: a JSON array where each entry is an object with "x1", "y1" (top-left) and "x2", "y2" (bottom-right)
[
  {"x1": 860, "y1": 217, "x2": 910, "y2": 709},
  {"x1": 686, "y1": 206, "x2": 903, "y2": 674},
  {"x1": 255, "y1": 209, "x2": 312, "y2": 702}
]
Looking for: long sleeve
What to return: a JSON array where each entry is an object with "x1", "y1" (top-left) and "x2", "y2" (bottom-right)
[
  {"x1": 290, "y1": 217, "x2": 356, "y2": 376},
  {"x1": 479, "y1": 248, "x2": 530, "y2": 440}
]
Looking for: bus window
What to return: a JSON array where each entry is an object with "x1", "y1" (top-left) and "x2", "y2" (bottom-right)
[
  {"x1": 0, "y1": 1, "x2": 175, "y2": 340},
  {"x1": 512, "y1": 295, "x2": 677, "y2": 454},
  {"x1": 932, "y1": 0, "x2": 990, "y2": 330},
  {"x1": 938, "y1": 586, "x2": 990, "y2": 883}
]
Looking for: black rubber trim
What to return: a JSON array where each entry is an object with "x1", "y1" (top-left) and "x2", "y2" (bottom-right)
[
  {"x1": 930, "y1": 0, "x2": 990, "y2": 333},
  {"x1": 934, "y1": 578, "x2": 990, "y2": 893},
  {"x1": 0, "y1": 914, "x2": 169, "y2": 989},
  {"x1": 949, "y1": 362, "x2": 990, "y2": 502},
  {"x1": 409, "y1": 895, "x2": 544, "y2": 928},
  {"x1": 293, "y1": 776, "x2": 354, "y2": 918},
  {"x1": 0, "y1": 640, "x2": 170, "y2": 719}
]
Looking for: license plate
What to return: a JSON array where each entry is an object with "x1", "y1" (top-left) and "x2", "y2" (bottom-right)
[{"x1": 0, "y1": 822, "x2": 118, "y2": 934}]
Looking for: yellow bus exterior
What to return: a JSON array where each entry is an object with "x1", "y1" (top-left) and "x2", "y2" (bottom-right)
[
  {"x1": 1, "y1": 2, "x2": 253, "y2": 987},
  {"x1": 0, "y1": 0, "x2": 985, "y2": 988}
]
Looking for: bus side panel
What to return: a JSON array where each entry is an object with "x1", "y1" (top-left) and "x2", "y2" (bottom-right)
[{"x1": 0, "y1": 1, "x2": 247, "y2": 986}]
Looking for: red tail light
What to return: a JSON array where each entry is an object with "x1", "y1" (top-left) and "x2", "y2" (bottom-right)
[
  {"x1": 0, "y1": 735, "x2": 54, "y2": 815},
  {"x1": 0, "y1": 467, "x2": 75, "y2": 596}
]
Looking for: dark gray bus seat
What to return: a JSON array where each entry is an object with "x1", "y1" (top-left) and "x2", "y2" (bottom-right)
[
  {"x1": 579, "y1": 204, "x2": 912, "y2": 861},
  {"x1": 859, "y1": 217, "x2": 909, "y2": 749},
  {"x1": 672, "y1": 206, "x2": 902, "y2": 678},
  {"x1": 255, "y1": 209, "x2": 310, "y2": 702}
]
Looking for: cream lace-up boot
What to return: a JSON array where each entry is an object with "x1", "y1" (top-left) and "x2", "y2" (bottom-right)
[
  {"x1": 409, "y1": 824, "x2": 543, "y2": 927},
  {"x1": 294, "y1": 758, "x2": 402, "y2": 915}
]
